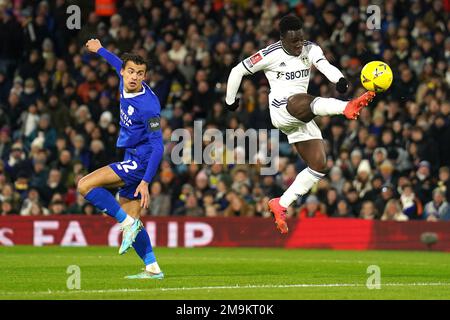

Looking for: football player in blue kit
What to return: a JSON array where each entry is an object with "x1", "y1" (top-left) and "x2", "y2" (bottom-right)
[{"x1": 79, "y1": 39, "x2": 163, "y2": 279}]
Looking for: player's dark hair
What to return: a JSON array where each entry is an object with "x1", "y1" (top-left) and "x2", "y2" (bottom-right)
[
  {"x1": 121, "y1": 53, "x2": 149, "y2": 72},
  {"x1": 279, "y1": 15, "x2": 302, "y2": 37}
]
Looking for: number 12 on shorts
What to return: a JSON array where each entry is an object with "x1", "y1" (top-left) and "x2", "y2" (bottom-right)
[{"x1": 116, "y1": 160, "x2": 138, "y2": 173}]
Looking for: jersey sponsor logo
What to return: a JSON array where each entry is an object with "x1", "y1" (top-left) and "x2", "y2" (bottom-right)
[
  {"x1": 285, "y1": 69, "x2": 310, "y2": 80},
  {"x1": 120, "y1": 108, "x2": 133, "y2": 127},
  {"x1": 127, "y1": 105, "x2": 135, "y2": 116},
  {"x1": 147, "y1": 117, "x2": 161, "y2": 131}
]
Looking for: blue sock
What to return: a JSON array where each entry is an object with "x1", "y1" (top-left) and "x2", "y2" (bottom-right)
[
  {"x1": 132, "y1": 228, "x2": 156, "y2": 266},
  {"x1": 84, "y1": 187, "x2": 128, "y2": 223}
]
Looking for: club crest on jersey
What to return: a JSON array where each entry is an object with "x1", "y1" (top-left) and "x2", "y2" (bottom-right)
[
  {"x1": 127, "y1": 105, "x2": 134, "y2": 116},
  {"x1": 300, "y1": 55, "x2": 310, "y2": 65}
]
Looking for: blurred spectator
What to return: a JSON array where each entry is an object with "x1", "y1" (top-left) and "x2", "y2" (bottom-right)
[
  {"x1": 412, "y1": 161, "x2": 434, "y2": 204},
  {"x1": 223, "y1": 191, "x2": 255, "y2": 217},
  {"x1": 423, "y1": 188, "x2": 450, "y2": 221},
  {"x1": 4, "y1": 142, "x2": 31, "y2": 181},
  {"x1": 360, "y1": 201, "x2": 378, "y2": 220},
  {"x1": 375, "y1": 183, "x2": 396, "y2": 218},
  {"x1": 437, "y1": 166, "x2": 450, "y2": 201},
  {"x1": 67, "y1": 193, "x2": 87, "y2": 214},
  {"x1": 332, "y1": 199, "x2": 355, "y2": 218},
  {"x1": 298, "y1": 195, "x2": 327, "y2": 219},
  {"x1": 39, "y1": 168, "x2": 66, "y2": 206},
  {"x1": 173, "y1": 193, "x2": 204, "y2": 216},
  {"x1": 81, "y1": 203, "x2": 96, "y2": 215},
  {"x1": 28, "y1": 202, "x2": 49, "y2": 216},
  {"x1": 325, "y1": 187, "x2": 339, "y2": 216},
  {"x1": 89, "y1": 139, "x2": 108, "y2": 170},
  {"x1": 1, "y1": 200, "x2": 14, "y2": 215},
  {"x1": 149, "y1": 181, "x2": 171, "y2": 216},
  {"x1": 399, "y1": 184, "x2": 423, "y2": 220},
  {"x1": 19, "y1": 187, "x2": 41, "y2": 215},
  {"x1": 49, "y1": 199, "x2": 66, "y2": 215},
  {"x1": 26, "y1": 114, "x2": 56, "y2": 151},
  {"x1": 353, "y1": 159, "x2": 372, "y2": 198},
  {"x1": 0, "y1": 127, "x2": 11, "y2": 160},
  {"x1": 0, "y1": 183, "x2": 20, "y2": 213},
  {"x1": 381, "y1": 199, "x2": 409, "y2": 221}
]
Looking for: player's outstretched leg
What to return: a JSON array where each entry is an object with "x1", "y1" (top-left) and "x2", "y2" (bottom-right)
[
  {"x1": 77, "y1": 166, "x2": 141, "y2": 254},
  {"x1": 268, "y1": 140, "x2": 327, "y2": 234},
  {"x1": 286, "y1": 91, "x2": 376, "y2": 122},
  {"x1": 120, "y1": 198, "x2": 164, "y2": 279}
]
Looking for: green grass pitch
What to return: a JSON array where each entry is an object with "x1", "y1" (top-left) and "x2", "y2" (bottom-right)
[{"x1": 0, "y1": 246, "x2": 449, "y2": 299}]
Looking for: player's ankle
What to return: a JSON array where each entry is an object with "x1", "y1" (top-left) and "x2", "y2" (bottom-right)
[
  {"x1": 146, "y1": 262, "x2": 161, "y2": 274},
  {"x1": 278, "y1": 197, "x2": 290, "y2": 209},
  {"x1": 120, "y1": 215, "x2": 135, "y2": 227}
]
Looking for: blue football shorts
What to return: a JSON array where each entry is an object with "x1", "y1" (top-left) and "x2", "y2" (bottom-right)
[{"x1": 109, "y1": 148, "x2": 150, "y2": 200}]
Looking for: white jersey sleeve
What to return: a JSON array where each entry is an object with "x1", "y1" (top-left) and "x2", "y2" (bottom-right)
[
  {"x1": 309, "y1": 44, "x2": 344, "y2": 84},
  {"x1": 242, "y1": 49, "x2": 276, "y2": 74},
  {"x1": 226, "y1": 47, "x2": 277, "y2": 105}
]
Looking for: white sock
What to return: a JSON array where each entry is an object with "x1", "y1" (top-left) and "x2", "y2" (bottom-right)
[
  {"x1": 310, "y1": 97, "x2": 347, "y2": 116},
  {"x1": 120, "y1": 215, "x2": 135, "y2": 227},
  {"x1": 146, "y1": 262, "x2": 161, "y2": 274},
  {"x1": 279, "y1": 167, "x2": 325, "y2": 207}
]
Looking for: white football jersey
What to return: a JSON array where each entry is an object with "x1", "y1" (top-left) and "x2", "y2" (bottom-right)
[{"x1": 242, "y1": 41, "x2": 326, "y2": 99}]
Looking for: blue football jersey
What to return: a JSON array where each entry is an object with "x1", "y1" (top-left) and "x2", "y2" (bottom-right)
[{"x1": 117, "y1": 79, "x2": 162, "y2": 149}]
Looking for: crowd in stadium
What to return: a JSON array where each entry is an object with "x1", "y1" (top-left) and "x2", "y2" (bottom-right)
[{"x1": 0, "y1": 0, "x2": 449, "y2": 221}]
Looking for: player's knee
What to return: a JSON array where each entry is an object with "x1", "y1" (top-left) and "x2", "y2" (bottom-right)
[
  {"x1": 288, "y1": 93, "x2": 314, "y2": 107},
  {"x1": 287, "y1": 94, "x2": 316, "y2": 122},
  {"x1": 309, "y1": 160, "x2": 328, "y2": 175},
  {"x1": 287, "y1": 93, "x2": 307, "y2": 108},
  {"x1": 77, "y1": 177, "x2": 91, "y2": 196}
]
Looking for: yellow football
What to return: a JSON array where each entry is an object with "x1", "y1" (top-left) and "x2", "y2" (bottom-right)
[{"x1": 360, "y1": 61, "x2": 393, "y2": 92}]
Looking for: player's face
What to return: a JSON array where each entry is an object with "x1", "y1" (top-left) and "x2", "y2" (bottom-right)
[
  {"x1": 281, "y1": 30, "x2": 304, "y2": 56},
  {"x1": 121, "y1": 61, "x2": 147, "y2": 92}
]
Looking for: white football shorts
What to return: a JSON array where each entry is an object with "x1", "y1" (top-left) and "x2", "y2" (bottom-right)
[{"x1": 269, "y1": 96, "x2": 323, "y2": 144}]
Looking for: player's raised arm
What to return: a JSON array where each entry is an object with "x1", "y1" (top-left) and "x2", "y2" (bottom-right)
[
  {"x1": 225, "y1": 50, "x2": 272, "y2": 111},
  {"x1": 86, "y1": 38, "x2": 123, "y2": 75},
  {"x1": 310, "y1": 45, "x2": 349, "y2": 94}
]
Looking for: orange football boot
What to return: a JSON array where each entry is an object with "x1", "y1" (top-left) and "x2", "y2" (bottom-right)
[
  {"x1": 343, "y1": 91, "x2": 376, "y2": 120},
  {"x1": 268, "y1": 198, "x2": 288, "y2": 234}
]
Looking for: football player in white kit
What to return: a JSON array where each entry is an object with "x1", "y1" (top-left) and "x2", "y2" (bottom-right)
[{"x1": 225, "y1": 15, "x2": 376, "y2": 234}]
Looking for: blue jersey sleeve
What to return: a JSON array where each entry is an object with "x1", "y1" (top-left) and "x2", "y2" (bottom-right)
[
  {"x1": 141, "y1": 108, "x2": 163, "y2": 183},
  {"x1": 143, "y1": 138, "x2": 164, "y2": 183},
  {"x1": 97, "y1": 47, "x2": 123, "y2": 75}
]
